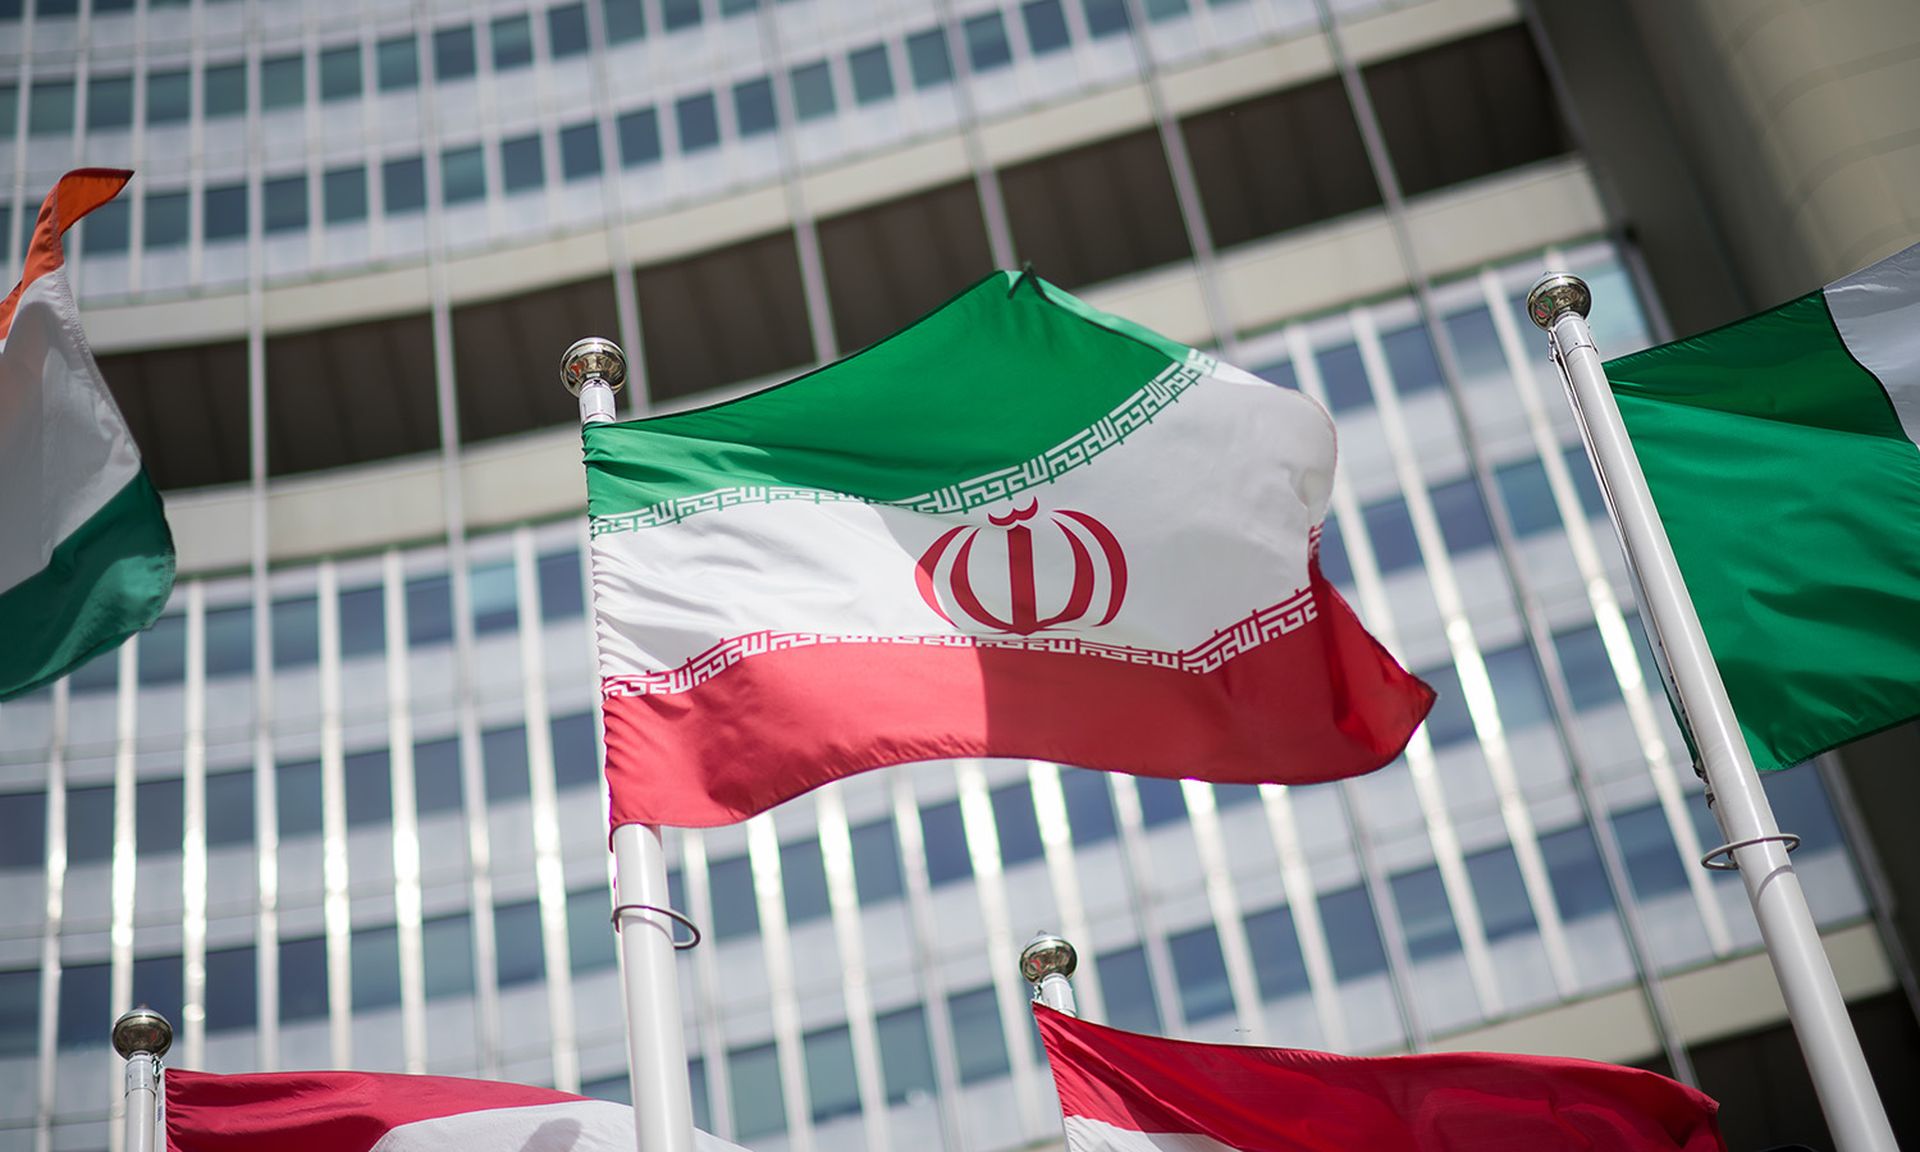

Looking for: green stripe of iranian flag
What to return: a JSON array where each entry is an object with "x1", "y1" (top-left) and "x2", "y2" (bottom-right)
[
  {"x1": 0, "y1": 170, "x2": 174, "y2": 700},
  {"x1": 1605, "y1": 241, "x2": 1920, "y2": 773}
]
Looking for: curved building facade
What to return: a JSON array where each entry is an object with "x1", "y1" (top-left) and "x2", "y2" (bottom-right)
[{"x1": 0, "y1": 1, "x2": 1915, "y2": 1151}]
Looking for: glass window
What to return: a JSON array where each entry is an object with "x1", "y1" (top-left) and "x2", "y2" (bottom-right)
[
  {"x1": 1381, "y1": 324, "x2": 1443, "y2": 396},
  {"x1": 28, "y1": 78, "x2": 74, "y2": 135},
  {"x1": 1493, "y1": 458, "x2": 1558, "y2": 538},
  {"x1": 1540, "y1": 822, "x2": 1612, "y2": 921},
  {"x1": 145, "y1": 191, "x2": 190, "y2": 250},
  {"x1": 136, "y1": 778, "x2": 184, "y2": 857},
  {"x1": 323, "y1": 165, "x2": 368, "y2": 225},
  {"x1": 131, "y1": 954, "x2": 184, "y2": 1025},
  {"x1": 803, "y1": 1025, "x2": 860, "y2": 1124},
  {"x1": 279, "y1": 936, "x2": 328, "y2": 1022},
  {"x1": 788, "y1": 60, "x2": 834, "y2": 121},
  {"x1": 277, "y1": 759, "x2": 323, "y2": 838},
  {"x1": 1135, "y1": 777, "x2": 1187, "y2": 828},
  {"x1": 261, "y1": 54, "x2": 303, "y2": 110},
  {"x1": 1762, "y1": 765, "x2": 1846, "y2": 854},
  {"x1": 1317, "y1": 517, "x2": 1352, "y2": 585},
  {"x1": 537, "y1": 550, "x2": 583, "y2": 618},
  {"x1": 413, "y1": 736, "x2": 463, "y2": 815},
  {"x1": 1485, "y1": 643, "x2": 1551, "y2": 730},
  {"x1": 0, "y1": 85, "x2": 12, "y2": 141},
  {"x1": 343, "y1": 748, "x2": 391, "y2": 826},
  {"x1": 1213, "y1": 782, "x2": 1261, "y2": 810},
  {"x1": 0, "y1": 792, "x2": 44, "y2": 869},
  {"x1": 1060, "y1": 767, "x2": 1117, "y2": 846},
  {"x1": 848, "y1": 43, "x2": 893, "y2": 105},
  {"x1": 494, "y1": 900, "x2": 544, "y2": 985},
  {"x1": 1022, "y1": 0, "x2": 1070, "y2": 53},
  {"x1": 339, "y1": 584, "x2": 384, "y2": 655},
  {"x1": 780, "y1": 838, "x2": 830, "y2": 926},
  {"x1": 1315, "y1": 343, "x2": 1372, "y2": 412},
  {"x1": 948, "y1": 985, "x2": 1008, "y2": 1084},
  {"x1": 319, "y1": 45, "x2": 361, "y2": 101},
  {"x1": 707, "y1": 853, "x2": 760, "y2": 941},
  {"x1": 1243, "y1": 904, "x2": 1310, "y2": 1000},
  {"x1": 205, "y1": 604, "x2": 253, "y2": 676},
  {"x1": 1563, "y1": 444, "x2": 1606, "y2": 518},
  {"x1": 203, "y1": 183, "x2": 248, "y2": 243},
  {"x1": 905, "y1": 27, "x2": 953, "y2": 89},
  {"x1": 1361, "y1": 496, "x2": 1422, "y2": 575},
  {"x1": 1096, "y1": 945, "x2": 1161, "y2": 1033},
  {"x1": 559, "y1": 122, "x2": 603, "y2": 180},
  {"x1": 718, "y1": 0, "x2": 756, "y2": 13},
  {"x1": 138, "y1": 613, "x2": 186, "y2": 684},
  {"x1": 689, "y1": 1059, "x2": 711, "y2": 1130},
  {"x1": 1466, "y1": 845, "x2": 1535, "y2": 941},
  {"x1": 568, "y1": 887, "x2": 615, "y2": 972},
  {"x1": 1430, "y1": 476, "x2": 1495, "y2": 555},
  {"x1": 469, "y1": 560, "x2": 517, "y2": 634},
  {"x1": 405, "y1": 573, "x2": 451, "y2": 643},
  {"x1": 1083, "y1": 0, "x2": 1130, "y2": 37},
  {"x1": 1553, "y1": 624, "x2": 1619, "y2": 712},
  {"x1": 422, "y1": 913, "x2": 474, "y2": 998},
  {"x1": 850, "y1": 817, "x2": 903, "y2": 905},
  {"x1": 674, "y1": 92, "x2": 718, "y2": 153},
  {"x1": 733, "y1": 76, "x2": 775, "y2": 137},
  {"x1": 1143, "y1": 0, "x2": 1187, "y2": 18},
  {"x1": 499, "y1": 133, "x2": 544, "y2": 194},
  {"x1": 919, "y1": 799, "x2": 971, "y2": 886},
  {"x1": 377, "y1": 35, "x2": 419, "y2": 91},
  {"x1": 1444, "y1": 307, "x2": 1507, "y2": 380},
  {"x1": 264, "y1": 174, "x2": 308, "y2": 234},
  {"x1": 1320, "y1": 885, "x2": 1389, "y2": 980},
  {"x1": 491, "y1": 14, "x2": 534, "y2": 70},
  {"x1": 201, "y1": 63, "x2": 243, "y2": 118},
  {"x1": 1417, "y1": 663, "x2": 1474, "y2": 748},
  {"x1": 88, "y1": 74, "x2": 133, "y2": 130},
  {"x1": 441, "y1": 145, "x2": 486, "y2": 205},
  {"x1": 661, "y1": 0, "x2": 701, "y2": 31},
  {"x1": 548, "y1": 4, "x2": 590, "y2": 58},
  {"x1": 434, "y1": 26, "x2": 477, "y2": 81},
  {"x1": 1612, "y1": 805, "x2": 1689, "y2": 898},
  {"x1": 728, "y1": 1044, "x2": 785, "y2": 1140},
  {"x1": 57, "y1": 962, "x2": 108, "y2": 1049},
  {"x1": 1167, "y1": 924, "x2": 1233, "y2": 1021},
  {"x1": 39, "y1": 0, "x2": 77, "y2": 14},
  {"x1": 481, "y1": 724, "x2": 529, "y2": 802},
  {"x1": 604, "y1": 0, "x2": 646, "y2": 42},
  {"x1": 351, "y1": 925, "x2": 401, "y2": 1011},
  {"x1": 990, "y1": 780, "x2": 1044, "y2": 867},
  {"x1": 964, "y1": 12, "x2": 1013, "y2": 72},
  {"x1": 148, "y1": 69, "x2": 191, "y2": 123},
  {"x1": 68, "y1": 649, "x2": 119, "y2": 694},
  {"x1": 551, "y1": 712, "x2": 600, "y2": 791},
  {"x1": 876, "y1": 1005, "x2": 936, "y2": 1104},
  {"x1": 206, "y1": 769, "x2": 253, "y2": 847},
  {"x1": 0, "y1": 969, "x2": 35, "y2": 1057},
  {"x1": 203, "y1": 946, "x2": 256, "y2": 1032},
  {"x1": 1390, "y1": 866, "x2": 1461, "y2": 959},
  {"x1": 617, "y1": 106, "x2": 662, "y2": 166},
  {"x1": 67, "y1": 786, "x2": 113, "y2": 865}
]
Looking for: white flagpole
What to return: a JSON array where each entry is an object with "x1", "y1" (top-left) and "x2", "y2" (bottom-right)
[
  {"x1": 1020, "y1": 932, "x2": 1080, "y2": 1017},
  {"x1": 111, "y1": 1009, "x2": 171, "y2": 1152},
  {"x1": 1527, "y1": 277, "x2": 1897, "y2": 1152},
  {"x1": 563, "y1": 338, "x2": 698, "y2": 1152}
]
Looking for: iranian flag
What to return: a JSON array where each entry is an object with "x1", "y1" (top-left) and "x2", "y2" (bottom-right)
[
  {"x1": 584, "y1": 272, "x2": 1432, "y2": 828},
  {"x1": 1035, "y1": 1004, "x2": 1727, "y2": 1152},
  {"x1": 165, "y1": 1068, "x2": 746, "y2": 1152},
  {"x1": 1606, "y1": 241, "x2": 1920, "y2": 773},
  {"x1": 0, "y1": 169, "x2": 173, "y2": 699}
]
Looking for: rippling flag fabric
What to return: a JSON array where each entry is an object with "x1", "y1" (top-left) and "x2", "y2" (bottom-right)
[
  {"x1": 0, "y1": 169, "x2": 173, "y2": 700},
  {"x1": 1035, "y1": 1004, "x2": 1727, "y2": 1152},
  {"x1": 582, "y1": 272, "x2": 1432, "y2": 827}
]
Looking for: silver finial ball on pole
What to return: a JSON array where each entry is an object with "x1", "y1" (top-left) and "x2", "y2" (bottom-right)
[
  {"x1": 563, "y1": 337, "x2": 628, "y2": 425},
  {"x1": 1526, "y1": 272, "x2": 1592, "y2": 331},
  {"x1": 111, "y1": 1007, "x2": 173, "y2": 1060},
  {"x1": 1020, "y1": 932, "x2": 1078, "y2": 983}
]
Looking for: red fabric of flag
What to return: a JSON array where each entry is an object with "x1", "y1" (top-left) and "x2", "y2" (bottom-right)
[{"x1": 1035, "y1": 1004, "x2": 1726, "y2": 1152}]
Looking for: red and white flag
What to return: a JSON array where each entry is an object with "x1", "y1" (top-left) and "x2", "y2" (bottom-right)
[
  {"x1": 1035, "y1": 1005, "x2": 1726, "y2": 1152},
  {"x1": 165, "y1": 1068, "x2": 744, "y2": 1152}
]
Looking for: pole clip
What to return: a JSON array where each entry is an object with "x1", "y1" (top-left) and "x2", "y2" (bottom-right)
[
  {"x1": 611, "y1": 902, "x2": 702, "y2": 950},
  {"x1": 1701, "y1": 832, "x2": 1802, "y2": 872}
]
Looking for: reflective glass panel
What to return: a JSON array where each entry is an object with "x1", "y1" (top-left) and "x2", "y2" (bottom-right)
[
  {"x1": 618, "y1": 107, "x2": 662, "y2": 166},
  {"x1": 1429, "y1": 476, "x2": 1496, "y2": 555},
  {"x1": 848, "y1": 43, "x2": 893, "y2": 105},
  {"x1": 1320, "y1": 885, "x2": 1389, "y2": 980},
  {"x1": 205, "y1": 770, "x2": 254, "y2": 847},
  {"x1": 204, "y1": 946, "x2": 256, "y2": 1031},
  {"x1": 1316, "y1": 343, "x2": 1372, "y2": 412},
  {"x1": 0, "y1": 969, "x2": 35, "y2": 1057},
  {"x1": 919, "y1": 799, "x2": 971, "y2": 886},
  {"x1": 948, "y1": 985, "x2": 1009, "y2": 1084},
  {"x1": 1135, "y1": 777, "x2": 1187, "y2": 828},
  {"x1": 568, "y1": 887, "x2": 616, "y2": 972},
  {"x1": 494, "y1": 900, "x2": 544, "y2": 985},
  {"x1": 324, "y1": 165, "x2": 369, "y2": 225},
  {"x1": 1060, "y1": 768, "x2": 1117, "y2": 846},
  {"x1": 1390, "y1": 866, "x2": 1461, "y2": 959},
  {"x1": 377, "y1": 36, "x2": 420, "y2": 91},
  {"x1": 781, "y1": 837, "x2": 830, "y2": 925},
  {"x1": 734, "y1": 76, "x2": 775, "y2": 136},
  {"x1": 279, "y1": 936, "x2": 329, "y2": 1022},
  {"x1": 729, "y1": 1044, "x2": 785, "y2": 1139},
  {"x1": 551, "y1": 712, "x2": 600, "y2": 791},
  {"x1": 1097, "y1": 945, "x2": 1161, "y2": 1033},
  {"x1": 1466, "y1": 845, "x2": 1536, "y2": 941},
  {"x1": 441, "y1": 145, "x2": 486, "y2": 204},
  {"x1": 675, "y1": 93, "x2": 719, "y2": 152},
  {"x1": 136, "y1": 777, "x2": 184, "y2": 857},
  {"x1": 422, "y1": 912, "x2": 474, "y2": 998},
  {"x1": 803, "y1": 1025, "x2": 860, "y2": 1123},
  {"x1": 201, "y1": 64, "x2": 243, "y2": 118},
  {"x1": 1361, "y1": 496, "x2": 1422, "y2": 574},
  {"x1": 905, "y1": 27, "x2": 953, "y2": 89},
  {"x1": 148, "y1": 70, "x2": 191, "y2": 123},
  {"x1": 350, "y1": 925, "x2": 402, "y2": 1010},
  {"x1": 87, "y1": 74, "x2": 133, "y2": 130},
  {"x1": 319, "y1": 45, "x2": 361, "y2": 100},
  {"x1": 203, "y1": 183, "x2": 248, "y2": 242},
  {"x1": 57, "y1": 962, "x2": 109, "y2": 1048},
  {"x1": 344, "y1": 748, "x2": 392, "y2": 826},
  {"x1": 1540, "y1": 822, "x2": 1613, "y2": 920},
  {"x1": 1167, "y1": 924, "x2": 1233, "y2": 1021},
  {"x1": 481, "y1": 725, "x2": 529, "y2": 802},
  {"x1": 707, "y1": 853, "x2": 760, "y2": 941},
  {"x1": 277, "y1": 759, "x2": 323, "y2": 838},
  {"x1": 434, "y1": 26, "x2": 477, "y2": 81},
  {"x1": 1493, "y1": 457, "x2": 1558, "y2": 537},
  {"x1": 963, "y1": 12, "x2": 1012, "y2": 72},
  {"x1": 1484, "y1": 643, "x2": 1551, "y2": 731},
  {"x1": 413, "y1": 737, "x2": 464, "y2": 815},
  {"x1": 384, "y1": 157, "x2": 427, "y2": 215},
  {"x1": 559, "y1": 122, "x2": 603, "y2": 180},
  {"x1": 67, "y1": 786, "x2": 113, "y2": 865},
  {"x1": 1022, "y1": 0, "x2": 1070, "y2": 53},
  {"x1": 0, "y1": 792, "x2": 45, "y2": 869},
  {"x1": 272, "y1": 596, "x2": 319, "y2": 667},
  {"x1": 499, "y1": 133, "x2": 542, "y2": 194},
  {"x1": 1612, "y1": 805, "x2": 1689, "y2": 898},
  {"x1": 145, "y1": 191, "x2": 189, "y2": 248},
  {"x1": 492, "y1": 15, "x2": 534, "y2": 70},
  {"x1": 548, "y1": 4, "x2": 590, "y2": 58},
  {"x1": 1243, "y1": 904, "x2": 1310, "y2": 1000},
  {"x1": 850, "y1": 817, "x2": 904, "y2": 905},
  {"x1": 991, "y1": 780, "x2": 1044, "y2": 867},
  {"x1": 876, "y1": 1005, "x2": 936, "y2": 1104},
  {"x1": 261, "y1": 55, "x2": 303, "y2": 110}
]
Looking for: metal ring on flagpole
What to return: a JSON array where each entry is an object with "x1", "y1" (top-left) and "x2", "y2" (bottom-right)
[
  {"x1": 1700, "y1": 832, "x2": 1802, "y2": 872},
  {"x1": 611, "y1": 903, "x2": 702, "y2": 950}
]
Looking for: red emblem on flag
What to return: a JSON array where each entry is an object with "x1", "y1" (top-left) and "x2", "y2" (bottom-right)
[{"x1": 915, "y1": 500, "x2": 1128, "y2": 635}]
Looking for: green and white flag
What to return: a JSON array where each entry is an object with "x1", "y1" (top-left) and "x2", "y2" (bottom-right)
[
  {"x1": 0, "y1": 170, "x2": 174, "y2": 699},
  {"x1": 1606, "y1": 241, "x2": 1920, "y2": 772}
]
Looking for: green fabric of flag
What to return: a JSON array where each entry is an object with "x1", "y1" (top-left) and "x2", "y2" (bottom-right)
[{"x1": 1605, "y1": 242, "x2": 1920, "y2": 772}]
